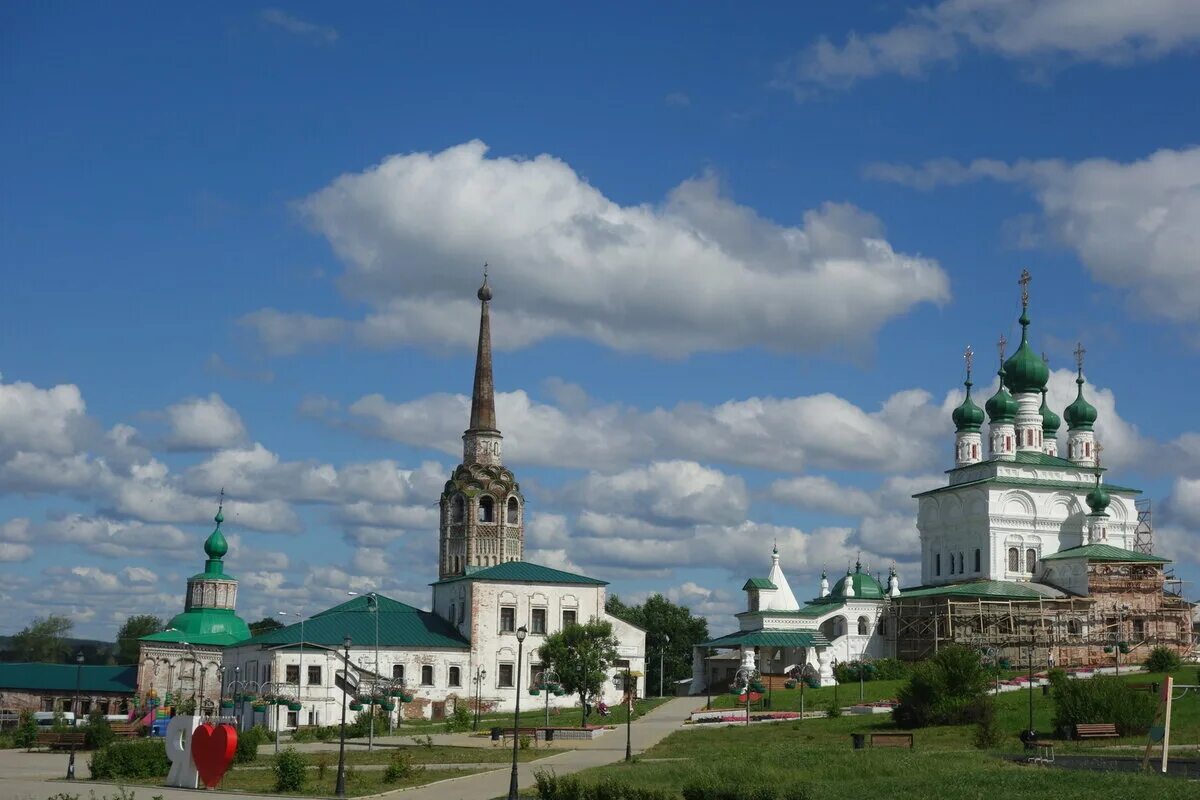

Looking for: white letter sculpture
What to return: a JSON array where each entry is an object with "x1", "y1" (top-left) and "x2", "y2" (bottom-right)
[{"x1": 165, "y1": 714, "x2": 201, "y2": 789}]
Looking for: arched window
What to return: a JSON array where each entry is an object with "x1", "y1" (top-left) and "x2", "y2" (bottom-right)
[
  {"x1": 1025, "y1": 548, "x2": 1037, "y2": 573},
  {"x1": 1008, "y1": 547, "x2": 1019, "y2": 572},
  {"x1": 958, "y1": 552, "x2": 965, "y2": 575},
  {"x1": 451, "y1": 495, "x2": 465, "y2": 524},
  {"x1": 857, "y1": 616, "x2": 870, "y2": 636},
  {"x1": 421, "y1": 665, "x2": 433, "y2": 686},
  {"x1": 507, "y1": 496, "x2": 519, "y2": 524},
  {"x1": 479, "y1": 496, "x2": 494, "y2": 522},
  {"x1": 449, "y1": 603, "x2": 456, "y2": 623},
  {"x1": 973, "y1": 549, "x2": 981, "y2": 573},
  {"x1": 935, "y1": 553, "x2": 941, "y2": 576},
  {"x1": 448, "y1": 666, "x2": 461, "y2": 687}
]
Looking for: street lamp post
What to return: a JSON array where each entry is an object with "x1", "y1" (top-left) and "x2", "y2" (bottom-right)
[
  {"x1": 335, "y1": 636, "x2": 352, "y2": 798},
  {"x1": 734, "y1": 666, "x2": 755, "y2": 727},
  {"x1": 67, "y1": 651, "x2": 83, "y2": 780},
  {"x1": 535, "y1": 667, "x2": 559, "y2": 728},
  {"x1": 507, "y1": 625, "x2": 528, "y2": 800},
  {"x1": 857, "y1": 654, "x2": 873, "y2": 703},
  {"x1": 705, "y1": 648, "x2": 713, "y2": 710},
  {"x1": 659, "y1": 634, "x2": 670, "y2": 697},
  {"x1": 622, "y1": 668, "x2": 633, "y2": 761},
  {"x1": 348, "y1": 591, "x2": 381, "y2": 750},
  {"x1": 472, "y1": 667, "x2": 487, "y2": 732}
]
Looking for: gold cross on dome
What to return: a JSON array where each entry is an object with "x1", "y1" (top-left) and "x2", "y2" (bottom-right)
[
  {"x1": 1018, "y1": 268, "x2": 1032, "y2": 306},
  {"x1": 963, "y1": 345, "x2": 974, "y2": 377},
  {"x1": 998, "y1": 333, "x2": 1008, "y2": 362},
  {"x1": 1074, "y1": 341, "x2": 1086, "y2": 371}
]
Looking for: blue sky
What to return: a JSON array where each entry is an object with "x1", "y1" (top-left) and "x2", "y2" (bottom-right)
[{"x1": 2, "y1": 2, "x2": 1199, "y2": 640}]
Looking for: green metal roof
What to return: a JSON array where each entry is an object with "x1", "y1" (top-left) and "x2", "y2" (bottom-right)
[
  {"x1": 736, "y1": 603, "x2": 842, "y2": 618},
  {"x1": 431, "y1": 561, "x2": 607, "y2": 587},
  {"x1": 235, "y1": 593, "x2": 469, "y2": 649},
  {"x1": 0, "y1": 663, "x2": 137, "y2": 694},
  {"x1": 702, "y1": 630, "x2": 832, "y2": 649},
  {"x1": 915, "y1": 474, "x2": 1140, "y2": 498},
  {"x1": 946, "y1": 451, "x2": 1096, "y2": 473},
  {"x1": 1040, "y1": 544, "x2": 1169, "y2": 564},
  {"x1": 742, "y1": 578, "x2": 777, "y2": 591},
  {"x1": 897, "y1": 580, "x2": 1060, "y2": 601},
  {"x1": 141, "y1": 607, "x2": 251, "y2": 647}
]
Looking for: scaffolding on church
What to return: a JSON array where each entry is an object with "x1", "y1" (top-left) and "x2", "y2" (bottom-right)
[
  {"x1": 1134, "y1": 498, "x2": 1154, "y2": 555},
  {"x1": 891, "y1": 588, "x2": 1195, "y2": 666}
]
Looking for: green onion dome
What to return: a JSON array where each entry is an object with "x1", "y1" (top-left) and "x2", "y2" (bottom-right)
[
  {"x1": 1086, "y1": 475, "x2": 1110, "y2": 514},
  {"x1": 830, "y1": 561, "x2": 885, "y2": 599},
  {"x1": 1064, "y1": 369, "x2": 1097, "y2": 431},
  {"x1": 1039, "y1": 388, "x2": 1061, "y2": 435},
  {"x1": 204, "y1": 507, "x2": 229, "y2": 560},
  {"x1": 1002, "y1": 309, "x2": 1049, "y2": 394},
  {"x1": 986, "y1": 368, "x2": 1018, "y2": 423},
  {"x1": 952, "y1": 379, "x2": 985, "y2": 433}
]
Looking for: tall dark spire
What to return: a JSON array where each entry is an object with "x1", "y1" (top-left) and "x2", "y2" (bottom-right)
[{"x1": 469, "y1": 268, "x2": 498, "y2": 432}]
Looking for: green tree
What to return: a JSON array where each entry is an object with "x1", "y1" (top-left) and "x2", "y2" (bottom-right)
[
  {"x1": 15, "y1": 710, "x2": 38, "y2": 750},
  {"x1": 606, "y1": 593, "x2": 709, "y2": 697},
  {"x1": 10, "y1": 615, "x2": 74, "y2": 662},
  {"x1": 536, "y1": 617, "x2": 619, "y2": 724},
  {"x1": 248, "y1": 617, "x2": 284, "y2": 636},
  {"x1": 115, "y1": 615, "x2": 163, "y2": 664}
]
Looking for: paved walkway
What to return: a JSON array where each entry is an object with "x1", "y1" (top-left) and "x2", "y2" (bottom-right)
[{"x1": 0, "y1": 697, "x2": 697, "y2": 800}]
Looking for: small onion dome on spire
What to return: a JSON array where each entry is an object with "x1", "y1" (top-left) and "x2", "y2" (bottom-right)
[
  {"x1": 1086, "y1": 472, "x2": 1110, "y2": 514},
  {"x1": 1003, "y1": 307, "x2": 1049, "y2": 394},
  {"x1": 986, "y1": 367, "x2": 1018, "y2": 423},
  {"x1": 1040, "y1": 387, "x2": 1061, "y2": 436},
  {"x1": 477, "y1": 274, "x2": 492, "y2": 302},
  {"x1": 1065, "y1": 366, "x2": 1098, "y2": 431},
  {"x1": 204, "y1": 504, "x2": 228, "y2": 560},
  {"x1": 953, "y1": 378, "x2": 984, "y2": 432}
]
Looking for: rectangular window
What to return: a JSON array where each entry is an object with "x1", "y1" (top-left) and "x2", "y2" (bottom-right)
[
  {"x1": 308, "y1": 666, "x2": 321, "y2": 686},
  {"x1": 531, "y1": 607, "x2": 547, "y2": 634},
  {"x1": 449, "y1": 666, "x2": 461, "y2": 687},
  {"x1": 498, "y1": 663, "x2": 514, "y2": 688},
  {"x1": 392, "y1": 664, "x2": 405, "y2": 681},
  {"x1": 285, "y1": 664, "x2": 300, "y2": 685},
  {"x1": 530, "y1": 662, "x2": 541, "y2": 688},
  {"x1": 500, "y1": 606, "x2": 516, "y2": 633},
  {"x1": 935, "y1": 553, "x2": 941, "y2": 576},
  {"x1": 974, "y1": 549, "x2": 981, "y2": 573},
  {"x1": 562, "y1": 609, "x2": 577, "y2": 628},
  {"x1": 286, "y1": 711, "x2": 298, "y2": 728},
  {"x1": 421, "y1": 665, "x2": 434, "y2": 686}
]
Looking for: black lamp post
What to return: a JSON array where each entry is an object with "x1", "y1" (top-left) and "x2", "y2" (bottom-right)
[
  {"x1": 472, "y1": 666, "x2": 487, "y2": 731},
  {"x1": 335, "y1": 635, "x2": 352, "y2": 798},
  {"x1": 507, "y1": 625, "x2": 527, "y2": 800},
  {"x1": 705, "y1": 648, "x2": 712, "y2": 710},
  {"x1": 67, "y1": 650, "x2": 83, "y2": 780},
  {"x1": 623, "y1": 668, "x2": 633, "y2": 761}
]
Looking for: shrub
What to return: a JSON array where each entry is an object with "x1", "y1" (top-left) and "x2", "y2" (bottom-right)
[
  {"x1": 534, "y1": 771, "x2": 674, "y2": 800},
  {"x1": 519, "y1": 734, "x2": 533, "y2": 750},
  {"x1": 1052, "y1": 675, "x2": 1157, "y2": 737},
  {"x1": 315, "y1": 751, "x2": 330, "y2": 780},
  {"x1": 84, "y1": 709, "x2": 115, "y2": 750},
  {"x1": 1145, "y1": 646, "x2": 1182, "y2": 673},
  {"x1": 273, "y1": 746, "x2": 306, "y2": 792},
  {"x1": 872, "y1": 658, "x2": 910, "y2": 681},
  {"x1": 383, "y1": 749, "x2": 420, "y2": 783},
  {"x1": 825, "y1": 701, "x2": 841, "y2": 719},
  {"x1": 972, "y1": 697, "x2": 1001, "y2": 749},
  {"x1": 88, "y1": 739, "x2": 171, "y2": 779},
  {"x1": 893, "y1": 646, "x2": 989, "y2": 729},
  {"x1": 15, "y1": 710, "x2": 38, "y2": 750},
  {"x1": 682, "y1": 779, "x2": 793, "y2": 800},
  {"x1": 52, "y1": 710, "x2": 69, "y2": 732},
  {"x1": 445, "y1": 701, "x2": 472, "y2": 732},
  {"x1": 234, "y1": 724, "x2": 270, "y2": 764}
]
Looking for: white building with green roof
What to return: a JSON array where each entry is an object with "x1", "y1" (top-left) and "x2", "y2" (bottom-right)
[{"x1": 893, "y1": 273, "x2": 1193, "y2": 664}]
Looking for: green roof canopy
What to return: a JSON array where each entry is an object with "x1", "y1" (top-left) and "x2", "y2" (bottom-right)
[
  {"x1": 0, "y1": 663, "x2": 137, "y2": 694},
  {"x1": 431, "y1": 561, "x2": 607, "y2": 587},
  {"x1": 701, "y1": 630, "x2": 831, "y2": 649},
  {"x1": 736, "y1": 603, "x2": 843, "y2": 619},
  {"x1": 898, "y1": 580, "x2": 1065, "y2": 601},
  {"x1": 1040, "y1": 544, "x2": 1169, "y2": 564},
  {"x1": 742, "y1": 578, "x2": 777, "y2": 591},
  {"x1": 235, "y1": 593, "x2": 469, "y2": 649},
  {"x1": 141, "y1": 608, "x2": 251, "y2": 647}
]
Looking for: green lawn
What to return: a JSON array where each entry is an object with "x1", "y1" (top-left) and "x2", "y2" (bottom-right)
[
  {"x1": 254, "y1": 744, "x2": 555, "y2": 765},
  {"x1": 218, "y1": 765, "x2": 476, "y2": 796},
  {"x1": 341, "y1": 697, "x2": 669, "y2": 737},
  {"x1": 532, "y1": 670, "x2": 1198, "y2": 799}
]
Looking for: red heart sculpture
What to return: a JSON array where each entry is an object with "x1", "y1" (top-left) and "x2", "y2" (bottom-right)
[{"x1": 191, "y1": 722, "x2": 238, "y2": 788}]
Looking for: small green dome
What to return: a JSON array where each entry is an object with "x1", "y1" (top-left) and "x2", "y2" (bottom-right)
[
  {"x1": 1064, "y1": 371, "x2": 1097, "y2": 431},
  {"x1": 985, "y1": 368, "x2": 1018, "y2": 423},
  {"x1": 1003, "y1": 310, "x2": 1049, "y2": 394},
  {"x1": 204, "y1": 508, "x2": 229, "y2": 560},
  {"x1": 1086, "y1": 476, "x2": 1110, "y2": 514},
  {"x1": 830, "y1": 562, "x2": 885, "y2": 599},
  {"x1": 952, "y1": 380, "x2": 985, "y2": 433},
  {"x1": 1039, "y1": 388, "x2": 1061, "y2": 435}
]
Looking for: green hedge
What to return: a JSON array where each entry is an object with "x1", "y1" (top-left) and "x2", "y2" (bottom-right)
[
  {"x1": 234, "y1": 724, "x2": 271, "y2": 764},
  {"x1": 1050, "y1": 674, "x2": 1157, "y2": 736},
  {"x1": 893, "y1": 645, "x2": 989, "y2": 729},
  {"x1": 89, "y1": 739, "x2": 170, "y2": 779},
  {"x1": 534, "y1": 771, "x2": 675, "y2": 800}
]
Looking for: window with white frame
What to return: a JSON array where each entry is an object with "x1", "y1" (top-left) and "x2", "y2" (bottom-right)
[
  {"x1": 421, "y1": 665, "x2": 434, "y2": 686},
  {"x1": 500, "y1": 606, "x2": 516, "y2": 632},
  {"x1": 449, "y1": 666, "x2": 461, "y2": 687},
  {"x1": 498, "y1": 663, "x2": 514, "y2": 688},
  {"x1": 530, "y1": 607, "x2": 547, "y2": 634},
  {"x1": 562, "y1": 609, "x2": 577, "y2": 628}
]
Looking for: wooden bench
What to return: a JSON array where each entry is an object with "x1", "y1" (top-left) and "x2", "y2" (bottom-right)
[
  {"x1": 111, "y1": 722, "x2": 141, "y2": 737},
  {"x1": 1075, "y1": 723, "x2": 1119, "y2": 739},
  {"x1": 493, "y1": 727, "x2": 542, "y2": 746},
  {"x1": 36, "y1": 732, "x2": 86, "y2": 750},
  {"x1": 869, "y1": 733, "x2": 914, "y2": 749}
]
